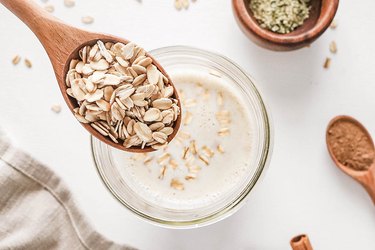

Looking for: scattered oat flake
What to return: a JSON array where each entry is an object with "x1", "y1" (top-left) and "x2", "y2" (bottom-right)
[
  {"x1": 183, "y1": 111, "x2": 193, "y2": 125},
  {"x1": 169, "y1": 159, "x2": 178, "y2": 170},
  {"x1": 182, "y1": 146, "x2": 190, "y2": 160},
  {"x1": 24, "y1": 59, "x2": 32, "y2": 68},
  {"x1": 51, "y1": 104, "x2": 62, "y2": 113},
  {"x1": 178, "y1": 89, "x2": 185, "y2": 101},
  {"x1": 170, "y1": 178, "x2": 184, "y2": 190},
  {"x1": 329, "y1": 41, "x2": 337, "y2": 54},
  {"x1": 159, "y1": 166, "x2": 167, "y2": 179},
  {"x1": 218, "y1": 128, "x2": 230, "y2": 136},
  {"x1": 178, "y1": 131, "x2": 191, "y2": 140},
  {"x1": 216, "y1": 110, "x2": 231, "y2": 124},
  {"x1": 185, "y1": 173, "x2": 196, "y2": 181},
  {"x1": 202, "y1": 145, "x2": 214, "y2": 158},
  {"x1": 330, "y1": 20, "x2": 337, "y2": 29},
  {"x1": 190, "y1": 140, "x2": 197, "y2": 155},
  {"x1": 144, "y1": 156, "x2": 154, "y2": 165},
  {"x1": 82, "y1": 16, "x2": 94, "y2": 24},
  {"x1": 198, "y1": 153, "x2": 210, "y2": 166},
  {"x1": 185, "y1": 154, "x2": 195, "y2": 166},
  {"x1": 217, "y1": 144, "x2": 225, "y2": 154},
  {"x1": 157, "y1": 153, "x2": 171, "y2": 165},
  {"x1": 216, "y1": 110, "x2": 230, "y2": 116},
  {"x1": 217, "y1": 91, "x2": 224, "y2": 106},
  {"x1": 202, "y1": 89, "x2": 210, "y2": 100},
  {"x1": 174, "y1": 0, "x2": 182, "y2": 10},
  {"x1": 64, "y1": 0, "x2": 75, "y2": 8},
  {"x1": 323, "y1": 57, "x2": 331, "y2": 69},
  {"x1": 12, "y1": 55, "x2": 21, "y2": 65},
  {"x1": 182, "y1": 0, "x2": 189, "y2": 9},
  {"x1": 44, "y1": 4, "x2": 54, "y2": 13}
]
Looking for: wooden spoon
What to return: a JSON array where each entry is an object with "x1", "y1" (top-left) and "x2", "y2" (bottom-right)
[
  {"x1": 326, "y1": 115, "x2": 375, "y2": 204},
  {"x1": 0, "y1": 0, "x2": 181, "y2": 153},
  {"x1": 290, "y1": 234, "x2": 313, "y2": 250}
]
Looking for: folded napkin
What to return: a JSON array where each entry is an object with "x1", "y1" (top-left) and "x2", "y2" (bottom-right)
[{"x1": 0, "y1": 131, "x2": 136, "y2": 250}]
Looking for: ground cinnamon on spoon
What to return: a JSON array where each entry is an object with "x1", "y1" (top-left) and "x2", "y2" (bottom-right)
[{"x1": 327, "y1": 120, "x2": 375, "y2": 171}]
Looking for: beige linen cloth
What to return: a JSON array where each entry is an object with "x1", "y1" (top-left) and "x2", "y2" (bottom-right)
[{"x1": 0, "y1": 131, "x2": 137, "y2": 250}]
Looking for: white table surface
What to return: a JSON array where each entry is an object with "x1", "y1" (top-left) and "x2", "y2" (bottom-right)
[{"x1": 1, "y1": 0, "x2": 375, "y2": 249}]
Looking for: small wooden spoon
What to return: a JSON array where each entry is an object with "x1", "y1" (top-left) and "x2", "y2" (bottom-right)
[
  {"x1": 0, "y1": 0, "x2": 181, "y2": 153},
  {"x1": 326, "y1": 115, "x2": 375, "y2": 204},
  {"x1": 290, "y1": 234, "x2": 313, "y2": 250}
]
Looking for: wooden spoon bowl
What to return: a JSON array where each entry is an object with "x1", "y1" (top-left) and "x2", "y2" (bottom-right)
[
  {"x1": 0, "y1": 0, "x2": 181, "y2": 153},
  {"x1": 232, "y1": 0, "x2": 339, "y2": 51},
  {"x1": 326, "y1": 115, "x2": 375, "y2": 204}
]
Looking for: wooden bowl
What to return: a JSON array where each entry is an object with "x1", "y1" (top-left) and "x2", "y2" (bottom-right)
[{"x1": 232, "y1": 0, "x2": 339, "y2": 51}]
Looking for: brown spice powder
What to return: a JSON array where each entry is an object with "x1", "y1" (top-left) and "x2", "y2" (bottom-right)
[{"x1": 327, "y1": 120, "x2": 375, "y2": 171}]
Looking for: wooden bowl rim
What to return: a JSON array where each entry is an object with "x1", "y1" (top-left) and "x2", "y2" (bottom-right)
[{"x1": 233, "y1": 0, "x2": 339, "y2": 45}]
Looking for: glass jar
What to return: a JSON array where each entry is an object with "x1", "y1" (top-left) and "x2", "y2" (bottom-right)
[{"x1": 91, "y1": 46, "x2": 273, "y2": 228}]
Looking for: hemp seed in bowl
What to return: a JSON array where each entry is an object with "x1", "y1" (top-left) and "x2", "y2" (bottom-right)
[
  {"x1": 249, "y1": 0, "x2": 311, "y2": 34},
  {"x1": 65, "y1": 40, "x2": 180, "y2": 150}
]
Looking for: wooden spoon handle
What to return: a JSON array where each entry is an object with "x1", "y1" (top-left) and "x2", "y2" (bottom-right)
[
  {"x1": 0, "y1": 0, "x2": 99, "y2": 78},
  {"x1": 0, "y1": 0, "x2": 96, "y2": 61},
  {"x1": 290, "y1": 234, "x2": 313, "y2": 250},
  {"x1": 359, "y1": 167, "x2": 375, "y2": 205}
]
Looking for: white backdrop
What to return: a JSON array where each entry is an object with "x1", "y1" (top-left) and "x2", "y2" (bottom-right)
[{"x1": 1, "y1": 1, "x2": 375, "y2": 249}]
